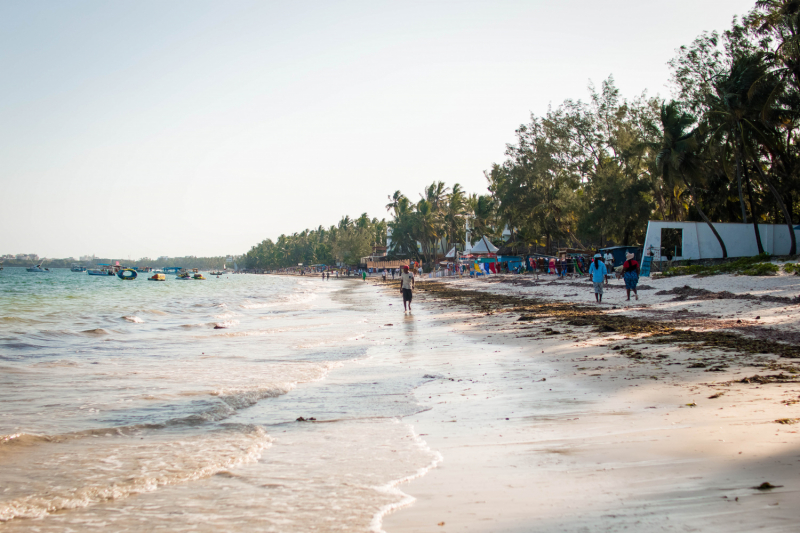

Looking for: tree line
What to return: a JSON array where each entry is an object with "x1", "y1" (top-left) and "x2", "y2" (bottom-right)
[
  {"x1": 244, "y1": 214, "x2": 387, "y2": 270},
  {"x1": 246, "y1": 0, "x2": 800, "y2": 269}
]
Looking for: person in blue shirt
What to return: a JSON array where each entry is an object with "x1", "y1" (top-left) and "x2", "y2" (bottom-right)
[{"x1": 588, "y1": 253, "x2": 608, "y2": 303}]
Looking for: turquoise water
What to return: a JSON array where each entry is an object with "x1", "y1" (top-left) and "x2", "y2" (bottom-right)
[{"x1": 0, "y1": 268, "x2": 438, "y2": 531}]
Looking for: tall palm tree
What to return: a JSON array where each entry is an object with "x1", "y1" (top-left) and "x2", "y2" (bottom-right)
[
  {"x1": 442, "y1": 183, "x2": 467, "y2": 254},
  {"x1": 657, "y1": 102, "x2": 728, "y2": 258},
  {"x1": 711, "y1": 51, "x2": 796, "y2": 254}
]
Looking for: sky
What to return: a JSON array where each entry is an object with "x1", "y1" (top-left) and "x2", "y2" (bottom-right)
[{"x1": 0, "y1": 0, "x2": 757, "y2": 260}]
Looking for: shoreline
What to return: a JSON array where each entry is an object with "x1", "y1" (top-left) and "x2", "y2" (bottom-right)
[{"x1": 379, "y1": 270, "x2": 800, "y2": 532}]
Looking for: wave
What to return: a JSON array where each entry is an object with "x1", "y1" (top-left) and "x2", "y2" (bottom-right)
[
  {"x1": 139, "y1": 309, "x2": 167, "y2": 316},
  {"x1": 0, "y1": 425, "x2": 271, "y2": 523},
  {"x1": 369, "y1": 426, "x2": 443, "y2": 533},
  {"x1": 0, "y1": 316, "x2": 41, "y2": 325},
  {"x1": 29, "y1": 359, "x2": 80, "y2": 368},
  {"x1": 213, "y1": 320, "x2": 239, "y2": 329},
  {"x1": 80, "y1": 328, "x2": 110, "y2": 336}
]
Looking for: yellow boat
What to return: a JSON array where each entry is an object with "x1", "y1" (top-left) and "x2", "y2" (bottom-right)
[
  {"x1": 148, "y1": 273, "x2": 166, "y2": 281},
  {"x1": 193, "y1": 273, "x2": 206, "y2": 280}
]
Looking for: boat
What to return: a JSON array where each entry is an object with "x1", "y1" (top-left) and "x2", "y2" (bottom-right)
[
  {"x1": 26, "y1": 260, "x2": 49, "y2": 272},
  {"x1": 193, "y1": 273, "x2": 206, "y2": 280},
  {"x1": 209, "y1": 271, "x2": 223, "y2": 276},
  {"x1": 176, "y1": 271, "x2": 192, "y2": 280},
  {"x1": 117, "y1": 268, "x2": 137, "y2": 280},
  {"x1": 71, "y1": 264, "x2": 87, "y2": 272},
  {"x1": 148, "y1": 273, "x2": 166, "y2": 281},
  {"x1": 88, "y1": 269, "x2": 114, "y2": 276}
]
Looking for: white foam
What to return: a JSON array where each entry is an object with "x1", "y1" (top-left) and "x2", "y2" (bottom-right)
[{"x1": 369, "y1": 425, "x2": 443, "y2": 533}]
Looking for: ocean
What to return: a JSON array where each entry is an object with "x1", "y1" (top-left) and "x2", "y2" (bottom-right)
[{"x1": 0, "y1": 268, "x2": 440, "y2": 532}]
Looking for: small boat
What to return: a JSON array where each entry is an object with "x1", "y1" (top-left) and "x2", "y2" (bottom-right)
[
  {"x1": 193, "y1": 273, "x2": 206, "y2": 280},
  {"x1": 148, "y1": 273, "x2": 166, "y2": 281},
  {"x1": 176, "y1": 271, "x2": 192, "y2": 280},
  {"x1": 71, "y1": 264, "x2": 87, "y2": 272},
  {"x1": 27, "y1": 261, "x2": 49, "y2": 272},
  {"x1": 88, "y1": 269, "x2": 113, "y2": 276},
  {"x1": 117, "y1": 268, "x2": 137, "y2": 280},
  {"x1": 209, "y1": 271, "x2": 223, "y2": 276}
]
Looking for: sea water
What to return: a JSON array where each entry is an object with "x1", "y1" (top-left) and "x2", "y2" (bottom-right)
[{"x1": 0, "y1": 268, "x2": 439, "y2": 531}]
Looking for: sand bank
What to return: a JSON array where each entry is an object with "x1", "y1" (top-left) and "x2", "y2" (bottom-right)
[{"x1": 381, "y1": 268, "x2": 800, "y2": 532}]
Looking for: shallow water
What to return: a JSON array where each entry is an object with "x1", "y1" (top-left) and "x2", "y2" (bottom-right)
[{"x1": 0, "y1": 268, "x2": 439, "y2": 531}]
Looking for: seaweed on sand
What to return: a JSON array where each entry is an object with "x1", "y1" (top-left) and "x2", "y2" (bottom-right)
[{"x1": 414, "y1": 282, "x2": 800, "y2": 359}]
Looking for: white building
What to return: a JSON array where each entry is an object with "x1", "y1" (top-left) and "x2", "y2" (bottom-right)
[{"x1": 643, "y1": 221, "x2": 800, "y2": 260}]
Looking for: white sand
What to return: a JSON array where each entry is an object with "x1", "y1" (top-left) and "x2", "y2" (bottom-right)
[{"x1": 383, "y1": 267, "x2": 800, "y2": 532}]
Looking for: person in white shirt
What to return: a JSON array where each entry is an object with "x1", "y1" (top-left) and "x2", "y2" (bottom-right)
[
  {"x1": 604, "y1": 252, "x2": 614, "y2": 283},
  {"x1": 400, "y1": 265, "x2": 415, "y2": 311}
]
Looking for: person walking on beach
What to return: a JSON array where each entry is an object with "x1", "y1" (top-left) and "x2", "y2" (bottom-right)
[
  {"x1": 321, "y1": 272, "x2": 325, "y2": 281},
  {"x1": 588, "y1": 253, "x2": 608, "y2": 303},
  {"x1": 400, "y1": 265, "x2": 414, "y2": 311},
  {"x1": 622, "y1": 252, "x2": 640, "y2": 301},
  {"x1": 362, "y1": 270, "x2": 367, "y2": 281}
]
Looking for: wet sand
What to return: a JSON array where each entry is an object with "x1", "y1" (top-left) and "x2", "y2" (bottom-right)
[{"x1": 381, "y1": 268, "x2": 800, "y2": 532}]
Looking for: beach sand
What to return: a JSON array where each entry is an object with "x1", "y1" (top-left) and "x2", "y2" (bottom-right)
[{"x1": 381, "y1": 266, "x2": 800, "y2": 532}]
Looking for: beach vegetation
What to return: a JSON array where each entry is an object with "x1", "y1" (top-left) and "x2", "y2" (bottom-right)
[
  {"x1": 661, "y1": 253, "x2": 779, "y2": 276},
  {"x1": 245, "y1": 0, "x2": 800, "y2": 268}
]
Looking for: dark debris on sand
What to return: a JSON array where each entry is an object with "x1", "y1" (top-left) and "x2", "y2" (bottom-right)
[
  {"x1": 414, "y1": 282, "x2": 800, "y2": 360},
  {"x1": 656, "y1": 285, "x2": 800, "y2": 305}
]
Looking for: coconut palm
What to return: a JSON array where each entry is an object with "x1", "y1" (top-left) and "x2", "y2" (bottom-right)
[
  {"x1": 657, "y1": 102, "x2": 729, "y2": 258},
  {"x1": 709, "y1": 51, "x2": 796, "y2": 254}
]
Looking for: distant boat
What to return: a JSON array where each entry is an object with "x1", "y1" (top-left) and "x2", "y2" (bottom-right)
[
  {"x1": 71, "y1": 264, "x2": 87, "y2": 272},
  {"x1": 27, "y1": 260, "x2": 49, "y2": 272},
  {"x1": 148, "y1": 273, "x2": 166, "y2": 281},
  {"x1": 177, "y1": 269, "x2": 205, "y2": 280}
]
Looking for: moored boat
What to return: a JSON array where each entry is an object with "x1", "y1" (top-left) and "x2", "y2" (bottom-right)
[{"x1": 71, "y1": 264, "x2": 87, "y2": 272}]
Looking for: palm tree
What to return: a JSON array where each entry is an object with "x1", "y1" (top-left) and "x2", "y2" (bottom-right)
[
  {"x1": 657, "y1": 102, "x2": 728, "y2": 258},
  {"x1": 442, "y1": 183, "x2": 467, "y2": 254},
  {"x1": 710, "y1": 51, "x2": 796, "y2": 254},
  {"x1": 386, "y1": 191, "x2": 404, "y2": 217}
]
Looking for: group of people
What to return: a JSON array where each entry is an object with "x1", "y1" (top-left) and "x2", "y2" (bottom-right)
[{"x1": 587, "y1": 252, "x2": 640, "y2": 303}]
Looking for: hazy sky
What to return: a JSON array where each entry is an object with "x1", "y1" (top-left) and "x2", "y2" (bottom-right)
[{"x1": 0, "y1": 0, "x2": 756, "y2": 259}]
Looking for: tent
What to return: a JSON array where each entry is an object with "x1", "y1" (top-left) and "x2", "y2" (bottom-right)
[{"x1": 469, "y1": 236, "x2": 499, "y2": 254}]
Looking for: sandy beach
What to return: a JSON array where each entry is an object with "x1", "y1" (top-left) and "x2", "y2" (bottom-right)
[{"x1": 380, "y1": 265, "x2": 800, "y2": 532}]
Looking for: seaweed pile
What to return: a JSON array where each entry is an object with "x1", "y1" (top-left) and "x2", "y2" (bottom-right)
[{"x1": 413, "y1": 281, "x2": 800, "y2": 360}]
